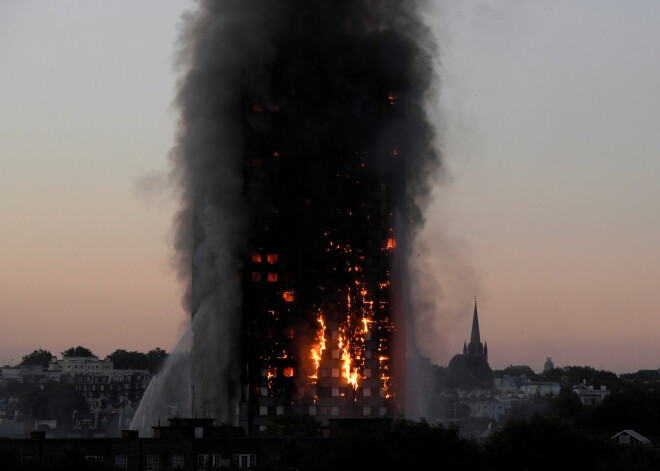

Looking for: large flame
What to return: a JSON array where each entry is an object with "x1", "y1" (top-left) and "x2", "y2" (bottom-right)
[{"x1": 307, "y1": 239, "x2": 393, "y2": 396}]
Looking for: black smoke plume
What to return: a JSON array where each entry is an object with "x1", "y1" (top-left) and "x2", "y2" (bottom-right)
[{"x1": 134, "y1": 0, "x2": 440, "y2": 429}]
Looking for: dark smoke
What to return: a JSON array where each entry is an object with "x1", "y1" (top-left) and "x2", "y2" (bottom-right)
[{"x1": 134, "y1": 0, "x2": 440, "y2": 430}]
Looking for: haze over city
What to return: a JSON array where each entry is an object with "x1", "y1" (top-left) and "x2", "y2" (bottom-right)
[{"x1": 2, "y1": 0, "x2": 660, "y2": 374}]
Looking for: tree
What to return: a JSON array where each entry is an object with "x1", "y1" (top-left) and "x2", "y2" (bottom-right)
[
  {"x1": 108, "y1": 348, "x2": 168, "y2": 372},
  {"x1": 501, "y1": 365, "x2": 539, "y2": 381},
  {"x1": 108, "y1": 350, "x2": 148, "y2": 370},
  {"x1": 20, "y1": 349, "x2": 53, "y2": 368},
  {"x1": 61, "y1": 346, "x2": 94, "y2": 358},
  {"x1": 444, "y1": 354, "x2": 493, "y2": 389},
  {"x1": 146, "y1": 348, "x2": 168, "y2": 373}
]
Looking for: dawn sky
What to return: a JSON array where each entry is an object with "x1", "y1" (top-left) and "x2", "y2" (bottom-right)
[{"x1": 1, "y1": 1, "x2": 659, "y2": 373}]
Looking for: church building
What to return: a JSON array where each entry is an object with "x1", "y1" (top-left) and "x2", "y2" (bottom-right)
[{"x1": 463, "y1": 299, "x2": 488, "y2": 362}]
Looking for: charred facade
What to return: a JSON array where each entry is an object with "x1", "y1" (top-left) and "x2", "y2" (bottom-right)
[
  {"x1": 241, "y1": 103, "x2": 400, "y2": 431},
  {"x1": 174, "y1": 1, "x2": 439, "y2": 434}
]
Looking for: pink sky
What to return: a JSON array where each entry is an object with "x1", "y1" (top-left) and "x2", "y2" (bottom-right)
[{"x1": 1, "y1": 1, "x2": 659, "y2": 374}]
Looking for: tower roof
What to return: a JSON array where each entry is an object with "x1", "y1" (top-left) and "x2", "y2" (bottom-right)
[{"x1": 470, "y1": 299, "x2": 481, "y2": 346}]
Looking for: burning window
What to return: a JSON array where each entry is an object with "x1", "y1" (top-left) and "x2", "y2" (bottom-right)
[
  {"x1": 285, "y1": 329, "x2": 294, "y2": 339},
  {"x1": 251, "y1": 272, "x2": 262, "y2": 282},
  {"x1": 282, "y1": 291, "x2": 295, "y2": 302},
  {"x1": 386, "y1": 238, "x2": 396, "y2": 249},
  {"x1": 267, "y1": 253, "x2": 278, "y2": 264},
  {"x1": 267, "y1": 273, "x2": 278, "y2": 282},
  {"x1": 283, "y1": 367, "x2": 294, "y2": 377},
  {"x1": 252, "y1": 253, "x2": 262, "y2": 263}
]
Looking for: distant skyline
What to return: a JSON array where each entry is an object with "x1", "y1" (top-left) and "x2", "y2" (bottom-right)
[{"x1": 2, "y1": 1, "x2": 660, "y2": 374}]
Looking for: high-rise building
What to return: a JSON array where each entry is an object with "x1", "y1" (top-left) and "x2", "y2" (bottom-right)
[{"x1": 238, "y1": 101, "x2": 399, "y2": 435}]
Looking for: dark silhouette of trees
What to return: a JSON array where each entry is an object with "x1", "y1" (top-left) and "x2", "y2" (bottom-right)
[
  {"x1": 61, "y1": 346, "x2": 94, "y2": 358},
  {"x1": 145, "y1": 347, "x2": 168, "y2": 373},
  {"x1": 444, "y1": 354, "x2": 493, "y2": 389},
  {"x1": 108, "y1": 348, "x2": 168, "y2": 373},
  {"x1": 278, "y1": 419, "x2": 486, "y2": 471},
  {"x1": 485, "y1": 414, "x2": 659, "y2": 470},
  {"x1": 541, "y1": 366, "x2": 619, "y2": 391},
  {"x1": 20, "y1": 349, "x2": 53, "y2": 368},
  {"x1": 494, "y1": 364, "x2": 539, "y2": 381}
]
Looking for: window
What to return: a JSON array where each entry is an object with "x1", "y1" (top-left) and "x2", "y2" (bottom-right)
[
  {"x1": 146, "y1": 454, "x2": 159, "y2": 471},
  {"x1": 233, "y1": 454, "x2": 256, "y2": 469},
  {"x1": 259, "y1": 406, "x2": 268, "y2": 416},
  {"x1": 282, "y1": 291, "x2": 295, "y2": 302},
  {"x1": 85, "y1": 456, "x2": 103, "y2": 462},
  {"x1": 332, "y1": 387, "x2": 339, "y2": 397},
  {"x1": 267, "y1": 273, "x2": 278, "y2": 282},
  {"x1": 252, "y1": 253, "x2": 262, "y2": 263},
  {"x1": 308, "y1": 406, "x2": 316, "y2": 415},
  {"x1": 379, "y1": 406, "x2": 387, "y2": 416},
  {"x1": 115, "y1": 455, "x2": 127, "y2": 470},
  {"x1": 213, "y1": 454, "x2": 227, "y2": 467},
  {"x1": 251, "y1": 272, "x2": 262, "y2": 282},
  {"x1": 267, "y1": 253, "x2": 278, "y2": 263},
  {"x1": 276, "y1": 406, "x2": 284, "y2": 416},
  {"x1": 331, "y1": 368, "x2": 339, "y2": 378},
  {"x1": 363, "y1": 387, "x2": 371, "y2": 397},
  {"x1": 363, "y1": 406, "x2": 371, "y2": 416},
  {"x1": 331, "y1": 406, "x2": 339, "y2": 416},
  {"x1": 171, "y1": 454, "x2": 184, "y2": 469},
  {"x1": 283, "y1": 367, "x2": 294, "y2": 377}
]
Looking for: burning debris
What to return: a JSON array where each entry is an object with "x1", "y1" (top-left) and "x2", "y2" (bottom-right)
[{"x1": 134, "y1": 0, "x2": 440, "y2": 434}]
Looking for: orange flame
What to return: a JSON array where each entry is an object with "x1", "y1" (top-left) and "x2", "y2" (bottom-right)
[{"x1": 309, "y1": 314, "x2": 327, "y2": 379}]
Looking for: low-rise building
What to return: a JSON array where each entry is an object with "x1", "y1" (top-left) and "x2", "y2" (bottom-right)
[
  {"x1": 48, "y1": 356, "x2": 113, "y2": 376},
  {"x1": 572, "y1": 383, "x2": 610, "y2": 406}
]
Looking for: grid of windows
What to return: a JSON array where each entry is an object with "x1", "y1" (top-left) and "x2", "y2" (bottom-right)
[
  {"x1": 114, "y1": 455, "x2": 128, "y2": 470},
  {"x1": 146, "y1": 454, "x2": 159, "y2": 471},
  {"x1": 232, "y1": 454, "x2": 257, "y2": 469},
  {"x1": 171, "y1": 454, "x2": 184, "y2": 469}
]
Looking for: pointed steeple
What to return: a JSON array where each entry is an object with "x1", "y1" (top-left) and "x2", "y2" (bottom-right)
[{"x1": 470, "y1": 298, "x2": 481, "y2": 346}]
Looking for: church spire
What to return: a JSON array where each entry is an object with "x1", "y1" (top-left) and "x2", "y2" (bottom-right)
[{"x1": 470, "y1": 298, "x2": 481, "y2": 346}]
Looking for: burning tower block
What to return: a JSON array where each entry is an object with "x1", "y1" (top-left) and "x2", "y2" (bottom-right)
[
  {"x1": 180, "y1": 1, "x2": 439, "y2": 435},
  {"x1": 242, "y1": 135, "x2": 399, "y2": 432}
]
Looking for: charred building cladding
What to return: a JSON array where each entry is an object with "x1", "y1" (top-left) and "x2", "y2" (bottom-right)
[
  {"x1": 240, "y1": 133, "x2": 398, "y2": 431},
  {"x1": 169, "y1": 1, "x2": 440, "y2": 434}
]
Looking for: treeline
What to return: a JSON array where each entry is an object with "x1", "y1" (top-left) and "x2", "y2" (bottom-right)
[
  {"x1": 18, "y1": 347, "x2": 168, "y2": 374},
  {"x1": 492, "y1": 364, "x2": 660, "y2": 393},
  {"x1": 266, "y1": 415, "x2": 660, "y2": 471}
]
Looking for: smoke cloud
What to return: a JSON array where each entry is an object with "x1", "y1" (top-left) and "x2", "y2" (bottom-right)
[{"x1": 135, "y1": 0, "x2": 442, "y2": 430}]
